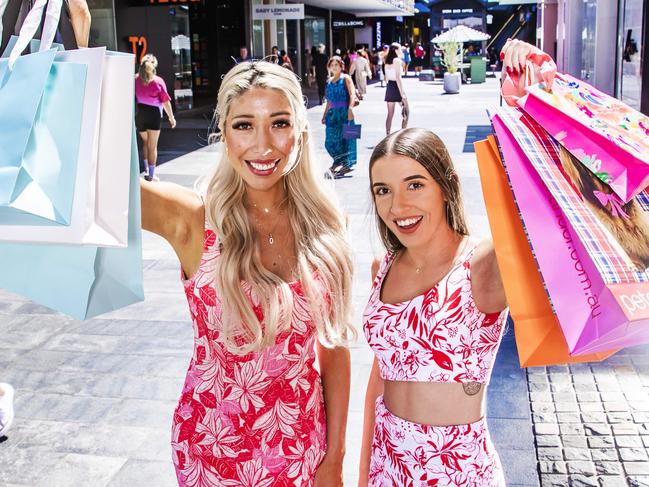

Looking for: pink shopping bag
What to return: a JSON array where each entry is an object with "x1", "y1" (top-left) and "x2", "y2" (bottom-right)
[
  {"x1": 490, "y1": 107, "x2": 649, "y2": 356},
  {"x1": 517, "y1": 73, "x2": 649, "y2": 203}
]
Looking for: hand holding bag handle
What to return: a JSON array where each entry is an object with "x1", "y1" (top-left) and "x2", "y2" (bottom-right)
[{"x1": 8, "y1": 0, "x2": 63, "y2": 68}]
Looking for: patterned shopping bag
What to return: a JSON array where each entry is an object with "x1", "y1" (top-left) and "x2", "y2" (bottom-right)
[
  {"x1": 475, "y1": 135, "x2": 617, "y2": 366},
  {"x1": 519, "y1": 73, "x2": 649, "y2": 202},
  {"x1": 491, "y1": 107, "x2": 649, "y2": 356}
]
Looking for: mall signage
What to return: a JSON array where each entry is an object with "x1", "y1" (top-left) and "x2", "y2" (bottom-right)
[
  {"x1": 252, "y1": 4, "x2": 304, "y2": 20},
  {"x1": 332, "y1": 20, "x2": 365, "y2": 28}
]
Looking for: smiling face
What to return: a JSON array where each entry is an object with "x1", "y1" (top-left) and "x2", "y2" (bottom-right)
[
  {"x1": 222, "y1": 87, "x2": 297, "y2": 193},
  {"x1": 371, "y1": 154, "x2": 448, "y2": 248}
]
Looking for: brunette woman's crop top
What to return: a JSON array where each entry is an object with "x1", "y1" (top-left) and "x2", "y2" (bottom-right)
[{"x1": 362, "y1": 239, "x2": 508, "y2": 383}]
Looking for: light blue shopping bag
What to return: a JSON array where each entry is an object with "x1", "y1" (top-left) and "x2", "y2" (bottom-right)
[
  {"x1": 0, "y1": 39, "x2": 86, "y2": 226},
  {"x1": 0, "y1": 128, "x2": 144, "y2": 320}
]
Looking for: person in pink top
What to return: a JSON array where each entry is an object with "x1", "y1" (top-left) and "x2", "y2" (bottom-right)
[
  {"x1": 358, "y1": 41, "x2": 551, "y2": 486},
  {"x1": 140, "y1": 61, "x2": 354, "y2": 486},
  {"x1": 135, "y1": 54, "x2": 176, "y2": 181}
]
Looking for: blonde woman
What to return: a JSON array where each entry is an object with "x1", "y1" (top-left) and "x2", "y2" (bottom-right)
[
  {"x1": 141, "y1": 61, "x2": 354, "y2": 486},
  {"x1": 135, "y1": 54, "x2": 176, "y2": 181}
]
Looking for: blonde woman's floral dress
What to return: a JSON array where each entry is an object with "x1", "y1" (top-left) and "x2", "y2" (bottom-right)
[{"x1": 172, "y1": 223, "x2": 327, "y2": 486}]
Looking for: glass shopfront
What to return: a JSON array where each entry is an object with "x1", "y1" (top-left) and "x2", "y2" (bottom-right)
[
  {"x1": 110, "y1": 0, "x2": 245, "y2": 112},
  {"x1": 617, "y1": 0, "x2": 644, "y2": 110}
]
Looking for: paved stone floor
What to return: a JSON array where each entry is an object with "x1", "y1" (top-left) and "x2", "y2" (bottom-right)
[{"x1": 0, "y1": 74, "x2": 647, "y2": 486}]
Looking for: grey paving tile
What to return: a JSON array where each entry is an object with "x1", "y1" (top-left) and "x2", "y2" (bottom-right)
[
  {"x1": 33, "y1": 453, "x2": 127, "y2": 487},
  {"x1": 14, "y1": 392, "x2": 119, "y2": 423},
  {"x1": 105, "y1": 459, "x2": 177, "y2": 487},
  {"x1": 0, "y1": 445, "x2": 66, "y2": 485}
]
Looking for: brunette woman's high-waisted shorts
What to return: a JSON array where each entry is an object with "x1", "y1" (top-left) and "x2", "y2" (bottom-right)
[
  {"x1": 136, "y1": 103, "x2": 162, "y2": 131},
  {"x1": 384, "y1": 81, "x2": 402, "y2": 102},
  {"x1": 370, "y1": 396, "x2": 506, "y2": 487}
]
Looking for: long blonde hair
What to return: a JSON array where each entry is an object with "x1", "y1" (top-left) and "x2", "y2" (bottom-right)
[
  {"x1": 138, "y1": 54, "x2": 157, "y2": 84},
  {"x1": 205, "y1": 61, "x2": 355, "y2": 355}
]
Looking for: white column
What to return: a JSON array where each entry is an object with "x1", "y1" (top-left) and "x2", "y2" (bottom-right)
[{"x1": 593, "y1": 0, "x2": 617, "y2": 95}]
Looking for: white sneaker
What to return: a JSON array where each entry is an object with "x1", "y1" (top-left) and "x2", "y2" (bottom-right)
[{"x1": 0, "y1": 383, "x2": 14, "y2": 437}]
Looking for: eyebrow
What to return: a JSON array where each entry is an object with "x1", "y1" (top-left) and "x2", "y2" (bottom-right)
[
  {"x1": 231, "y1": 111, "x2": 292, "y2": 120},
  {"x1": 372, "y1": 174, "x2": 429, "y2": 187}
]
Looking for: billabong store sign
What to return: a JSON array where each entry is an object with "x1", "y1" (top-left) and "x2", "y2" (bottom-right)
[
  {"x1": 252, "y1": 4, "x2": 304, "y2": 20},
  {"x1": 332, "y1": 20, "x2": 365, "y2": 29}
]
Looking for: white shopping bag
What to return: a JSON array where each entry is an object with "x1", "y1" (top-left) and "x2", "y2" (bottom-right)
[{"x1": 0, "y1": 42, "x2": 134, "y2": 247}]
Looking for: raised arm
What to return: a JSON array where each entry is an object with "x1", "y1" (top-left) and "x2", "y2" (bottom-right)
[
  {"x1": 141, "y1": 180, "x2": 204, "y2": 278},
  {"x1": 471, "y1": 238, "x2": 507, "y2": 314},
  {"x1": 314, "y1": 342, "x2": 351, "y2": 487}
]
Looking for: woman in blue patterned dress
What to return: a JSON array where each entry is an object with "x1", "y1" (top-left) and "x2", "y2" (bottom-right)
[{"x1": 321, "y1": 56, "x2": 357, "y2": 177}]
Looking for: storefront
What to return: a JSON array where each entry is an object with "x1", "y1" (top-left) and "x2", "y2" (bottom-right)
[
  {"x1": 87, "y1": 0, "x2": 246, "y2": 112},
  {"x1": 539, "y1": 0, "x2": 648, "y2": 114}
]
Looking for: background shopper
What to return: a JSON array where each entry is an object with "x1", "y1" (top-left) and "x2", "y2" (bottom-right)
[{"x1": 135, "y1": 54, "x2": 176, "y2": 182}]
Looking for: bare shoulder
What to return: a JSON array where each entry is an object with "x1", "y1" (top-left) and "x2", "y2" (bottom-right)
[{"x1": 470, "y1": 238, "x2": 507, "y2": 314}]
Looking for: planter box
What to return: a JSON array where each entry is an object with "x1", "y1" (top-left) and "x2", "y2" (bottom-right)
[{"x1": 443, "y1": 72, "x2": 461, "y2": 93}]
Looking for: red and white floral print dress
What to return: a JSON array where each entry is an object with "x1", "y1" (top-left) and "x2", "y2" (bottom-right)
[
  {"x1": 172, "y1": 224, "x2": 327, "y2": 487},
  {"x1": 363, "y1": 238, "x2": 508, "y2": 486}
]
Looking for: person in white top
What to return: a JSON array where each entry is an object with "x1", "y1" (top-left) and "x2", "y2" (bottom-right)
[
  {"x1": 349, "y1": 49, "x2": 372, "y2": 96},
  {"x1": 383, "y1": 43, "x2": 409, "y2": 135}
]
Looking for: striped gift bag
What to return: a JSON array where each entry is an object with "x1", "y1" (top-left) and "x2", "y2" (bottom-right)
[{"x1": 491, "y1": 107, "x2": 649, "y2": 356}]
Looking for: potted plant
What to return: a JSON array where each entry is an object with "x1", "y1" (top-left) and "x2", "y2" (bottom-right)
[{"x1": 438, "y1": 41, "x2": 463, "y2": 94}]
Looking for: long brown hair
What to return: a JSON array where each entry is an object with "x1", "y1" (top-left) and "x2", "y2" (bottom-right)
[{"x1": 369, "y1": 128, "x2": 469, "y2": 253}]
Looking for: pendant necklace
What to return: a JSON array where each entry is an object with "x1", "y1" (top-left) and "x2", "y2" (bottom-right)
[
  {"x1": 250, "y1": 201, "x2": 285, "y2": 246},
  {"x1": 413, "y1": 237, "x2": 469, "y2": 275}
]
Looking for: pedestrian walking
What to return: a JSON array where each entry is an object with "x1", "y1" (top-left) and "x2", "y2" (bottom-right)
[
  {"x1": 269, "y1": 45, "x2": 280, "y2": 64},
  {"x1": 312, "y1": 44, "x2": 329, "y2": 104},
  {"x1": 135, "y1": 54, "x2": 176, "y2": 182},
  {"x1": 142, "y1": 60, "x2": 354, "y2": 486},
  {"x1": 383, "y1": 43, "x2": 408, "y2": 135},
  {"x1": 321, "y1": 56, "x2": 357, "y2": 177},
  {"x1": 234, "y1": 45, "x2": 252, "y2": 63},
  {"x1": 358, "y1": 40, "x2": 552, "y2": 487},
  {"x1": 402, "y1": 43, "x2": 411, "y2": 76},
  {"x1": 349, "y1": 49, "x2": 371, "y2": 96},
  {"x1": 413, "y1": 41, "x2": 426, "y2": 76},
  {"x1": 378, "y1": 44, "x2": 389, "y2": 87}
]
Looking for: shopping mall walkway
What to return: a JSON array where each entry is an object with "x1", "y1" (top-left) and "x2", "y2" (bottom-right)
[{"x1": 1, "y1": 74, "x2": 648, "y2": 487}]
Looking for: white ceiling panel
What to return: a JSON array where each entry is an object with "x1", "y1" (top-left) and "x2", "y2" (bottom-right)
[{"x1": 300, "y1": 0, "x2": 415, "y2": 17}]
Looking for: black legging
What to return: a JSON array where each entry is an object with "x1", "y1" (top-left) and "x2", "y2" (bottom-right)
[{"x1": 316, "y1": 74, "x2": 327, "y2": 102}]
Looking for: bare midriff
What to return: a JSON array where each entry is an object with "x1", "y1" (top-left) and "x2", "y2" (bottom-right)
[{"x1": 383, "y1": 380, "x2": 486, "y2": 426}]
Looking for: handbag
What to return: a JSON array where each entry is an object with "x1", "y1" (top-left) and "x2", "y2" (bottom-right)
[
  {"x1": 343, "y1": 120, "x2": 361, "y2": 139},
  {"x1": 475, "y1": 135, "x2": 617, "y2": 366},
  {"x1": 492, "y1": 107, "x2": 649, "y2": 355},
  {"x1": 0, "y1": 0, "x2": 87, "y2": 226},
  {"x1": 0, "y1": 127, "x2": 144, "y2": 320}
]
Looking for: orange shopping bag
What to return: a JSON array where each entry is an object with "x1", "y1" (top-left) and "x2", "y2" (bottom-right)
[{"x1": 475, "y1": 136, "x2": 617, "y2": 367}]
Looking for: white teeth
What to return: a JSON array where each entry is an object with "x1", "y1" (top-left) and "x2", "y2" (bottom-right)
[
  {"x1": 396, "y1": 217, "x2": 422, "y2": 227},
  {"x1": 249, "y1": 160, "x2": 278, "y2": 171}
]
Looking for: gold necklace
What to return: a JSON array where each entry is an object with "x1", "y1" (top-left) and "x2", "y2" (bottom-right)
[
  {"x1": 412, "y1": 237, "x2": 469, "y2": 274},
  {"x1": 249, "y1": 201, "x2": 286, "y2": 246}
]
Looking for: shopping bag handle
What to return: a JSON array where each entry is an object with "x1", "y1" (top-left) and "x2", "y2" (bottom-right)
[{"x1": 8, "y1": 0, "x2": 63, "y2": 68}]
